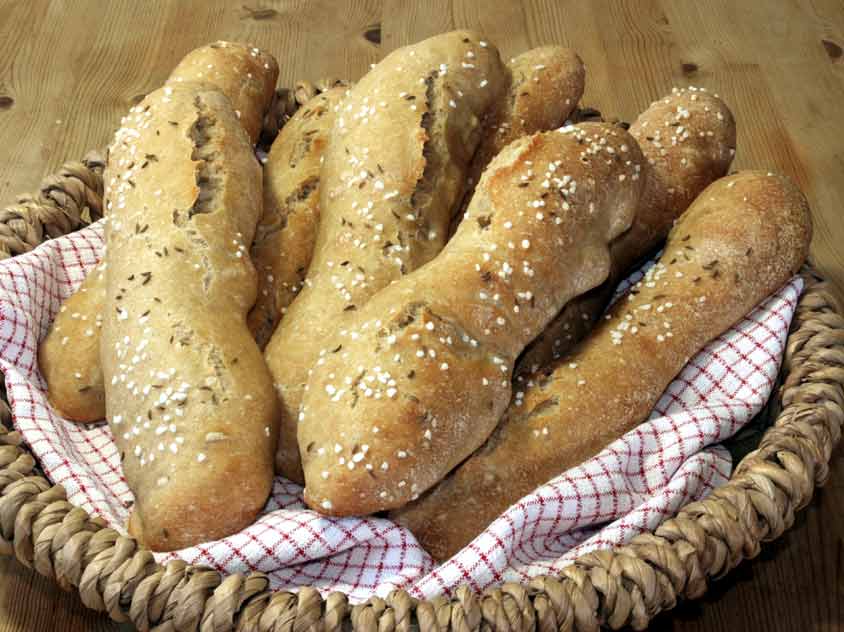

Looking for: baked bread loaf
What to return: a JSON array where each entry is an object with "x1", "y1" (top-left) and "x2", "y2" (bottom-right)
[
  {"x1": 247, "y1": 86, "x2": 346, "y2": 348},
  {"x1": 299, "y1": 122, "x2": 646, "y2": 516},
  {"x1": 265, "y1": 30, "x2": 508, "y2": 483},
  {"x1": 39, "y1": 42, "x2": 278, "y2": 422},
  {"x1": 101, "y1": 84, "x2": 277, "y2": 551},
  {"x1": 517, "y1": 87, "x2": 736, "y2": 375},
  {"x1": 450, "y1": 46, "x2": 584, "y2": 234},
  {"x1": 392, "y1": 170, "x2": 812, "y2": 560}
]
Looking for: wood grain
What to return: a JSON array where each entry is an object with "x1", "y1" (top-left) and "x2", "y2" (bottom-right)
[{"x1": 0, "y1": 1, "x2": 841, "y2": 630}]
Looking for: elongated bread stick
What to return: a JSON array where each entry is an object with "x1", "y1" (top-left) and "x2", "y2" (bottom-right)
[
  {"x1": 167, "y1": 41, "x2": 279, "y2": 146},
  {"x1": 393, "y1": 170, "x2": 811, "y2": 560},
  {"x1": 248, "y1": 87, "x2": 346, "y2": 348},
  {"x1": 517, "y1": 87, "x2": 736, "y2": 375},
  {"x1": 101, "y1": 85, "x2": 277, "y2": 551},
  {"x1": 299, "y1": 122, "x2": 645, "y2": 516},
  {"x1": 39, "y1": 42, "x2": 278, "y2": 422}
]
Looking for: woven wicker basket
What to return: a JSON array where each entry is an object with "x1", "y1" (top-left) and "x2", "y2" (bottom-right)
[{"x1": 0, "y1": 81, "x2": 842, "y2": 632}]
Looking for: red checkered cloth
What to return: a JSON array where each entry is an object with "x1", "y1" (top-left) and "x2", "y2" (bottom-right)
[{"x1": 0, "y1": 221, "x2": 802, "y2": 603}]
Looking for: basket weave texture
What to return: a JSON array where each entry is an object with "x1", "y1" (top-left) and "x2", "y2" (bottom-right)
[{"x1": 0, "y1": 83, "x2": 842, "y2": 632}]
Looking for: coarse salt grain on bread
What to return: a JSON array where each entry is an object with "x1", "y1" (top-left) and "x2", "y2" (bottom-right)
[
  {"x1": 517, "y1": 87, "x2": 736, "y2": 375},
  {"x1": 299, "y1": 122, "x2": 645, "y2": 516},
  {"x1": 38, "y1": 41, "x2": 279, "y2": 423},
  {"x1": 101, "y1": 84, "x2": 277, "y2": 551},
  {"x1": 392, "y1": 170, "x2": 812, "y2": 560},
  {"x1": 248, "y1": 87, "x2": 347, "y2": 348},
  {"x1": 264, "y1": 30, "x2": 508, "y2": 483}
]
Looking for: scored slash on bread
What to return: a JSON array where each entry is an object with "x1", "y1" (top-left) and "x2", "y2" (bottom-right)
[
  {"x1": 38, "y1": 41, "x2": 279, "y2": 423},
  {"x1": 248, "y1": 87, "x2": 347, "y2": 348},
  {"x1": 101, "y1": 84, "x2": 278, "y2": 552},
  {"x1": 298, "y1": 122, "x2": 645, "y2": 516},
  {"x1": 264, "y1": 30, "x2": 509, "y2": 483},
  {"x1": 391, "y1": 170, "x2": 812, "y2": 561},
  {"x1": 517, "y1": 87, "x2": 737, "y2": 376},
  {"x1": 167, "y1": 41, "x2": 279, "y2": 146}
]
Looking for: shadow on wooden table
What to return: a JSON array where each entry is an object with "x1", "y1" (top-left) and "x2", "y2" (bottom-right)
[{"x1": 651, "y1": 447, "x2": 843, "y2": 632}]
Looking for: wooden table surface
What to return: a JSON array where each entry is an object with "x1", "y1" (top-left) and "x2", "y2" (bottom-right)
[{"x1": 0, "y1": 0, "x2": 842, "y2": 630}]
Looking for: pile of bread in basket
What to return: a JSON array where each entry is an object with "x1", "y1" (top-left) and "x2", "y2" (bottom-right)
[{"x1": 36, "y1": 30, "x2": 811, "y2": 562}]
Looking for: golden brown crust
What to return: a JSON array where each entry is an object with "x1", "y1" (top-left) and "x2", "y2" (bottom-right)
[
  {"x1": 299, "y1": 122, "x2": 645, "y2": 516},
  {"x1": 38, "y1": 41, "x2": 278, "y2": 423},
  {"x1": 264, "y1": 30, "x2": 509, "y2": 483},
  {"x1": 392, "y1": 170, "x2": 812, "y2": 561},
  {"x1": 517, "y1": 87, "x2": 736, "y2": 375},
  {"x1": 247, "y1": 87, "x2": 346, "y2": 348},
  {"x1": 101, "y1": 85, "x2": 277, "y2": 552}
]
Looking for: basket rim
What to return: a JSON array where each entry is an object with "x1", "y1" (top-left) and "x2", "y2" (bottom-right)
[{"x1": 0, "y1": 85, "x2": 841, "y2": 632}]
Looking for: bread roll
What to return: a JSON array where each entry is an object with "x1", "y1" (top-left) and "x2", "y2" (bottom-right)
[
  {"x1": 248, "y1": 87, "x2": 346, "y2": 348},
  {"x1": 449, "y1": 46, "x2": 584, "y2": 235},
  {"x1": 299, "y1": 122, "x2": 645, "y2": 516},
  {"x1": 101, "y1": 84, "x2": 277, "y2": 551},
  {"x1": 265, "y1": 30, "x2": 508, "y2": 483},
  {"x1": 39, "y1": 41, "x2": 278, "y2": 422},
  {"x1": 517, "y1": 87, "x2": 736, "y2": 375},
  {"x1": 392, "y1": 170, "x2": 812, "y2": 560}
]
